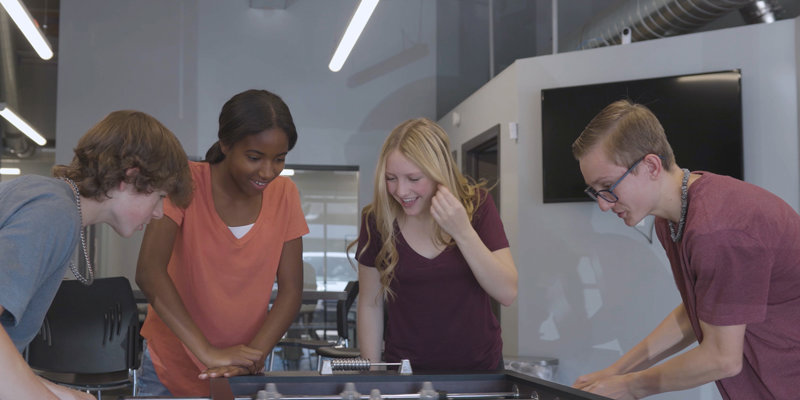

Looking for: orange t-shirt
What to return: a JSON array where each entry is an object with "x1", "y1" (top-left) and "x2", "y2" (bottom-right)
[{"x1": 140, "y1": 161, "x2": 309, "y2": 396}]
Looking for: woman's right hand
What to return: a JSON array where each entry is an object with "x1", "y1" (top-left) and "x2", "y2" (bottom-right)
[
  {"x1": 198, "y1": 365, "x2": 253, "y2": 380},
  {"x1": 201, "y1": 344, "x2": 264, "y2": 371}
]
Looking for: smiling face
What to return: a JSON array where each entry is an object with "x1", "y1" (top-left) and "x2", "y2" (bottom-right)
[
  {"x1": 579, "y1": 146, "x2": 655, "y2": 227},
  {"x1": 385, "y1": 149, "x2": 437, "y2": 217},
  {"x1": 221, "y1": 128, "x2": 289, "y2": 197}
]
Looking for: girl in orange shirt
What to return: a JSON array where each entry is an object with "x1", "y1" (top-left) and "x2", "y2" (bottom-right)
[{"x1": 136, "y1": 89, "x2": 309, "y2": 397}]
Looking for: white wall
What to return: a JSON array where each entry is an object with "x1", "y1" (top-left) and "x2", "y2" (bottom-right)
[
  {"x1": 439, "y1": 18, "x2": 799, "y2": 400},
  {"x1": 441, "y1": 66, "x2": 522, "y2": 356},
  {"x1": 55, "y1": 0, "x2": 437, "y2": 282}
]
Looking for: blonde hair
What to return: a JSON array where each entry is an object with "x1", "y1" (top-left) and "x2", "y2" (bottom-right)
[
  {"x1": 52, "y1": 110, "x2": 193, "y2": 208},
  {"x1": 572, "y1": 99, "x2": 676, "y2": 170},
  {"x1": 353, "y1": 118, "x2": 485, "y2": 299}
]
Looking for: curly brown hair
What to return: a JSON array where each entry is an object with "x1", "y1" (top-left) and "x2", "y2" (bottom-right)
[{"x1": 52, "y1": 110, "x2": 193, "y2": 207}]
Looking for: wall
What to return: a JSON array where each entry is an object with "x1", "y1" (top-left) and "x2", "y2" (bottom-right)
[
  {"x1": 439, "y1": 18, "x2": 799, "y2": 400},
  {"x1": 442, "y1": 65, "x2": 521, "y2": 356},
  {"x1": 55, "y1": 0, "x2": 437, "y2": 282}
]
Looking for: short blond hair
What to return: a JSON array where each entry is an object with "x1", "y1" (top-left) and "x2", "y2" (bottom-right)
[{"x1": 572, "y1": 99, "x2": 675, "y2": 170}]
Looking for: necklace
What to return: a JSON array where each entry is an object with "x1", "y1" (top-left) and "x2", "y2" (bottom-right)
[
  {"x1": 61, "y1": 177, "x2": 94, "y2": 285},
  {"x1": 668, "y1": 169, "x2": 690, "y2": 243}
]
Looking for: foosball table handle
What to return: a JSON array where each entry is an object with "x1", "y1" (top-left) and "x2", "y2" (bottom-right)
[{"x1": 320, "y1": 358, "x2": 413, "y2": 375}]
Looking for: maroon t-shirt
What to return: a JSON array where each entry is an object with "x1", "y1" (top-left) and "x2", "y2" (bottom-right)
[
  {"x1": 356, "y1": 191, "x2": 509, "y2": 371},
  {"x1": 655, "y1": 172, "x2": 800, "y2": 399}
]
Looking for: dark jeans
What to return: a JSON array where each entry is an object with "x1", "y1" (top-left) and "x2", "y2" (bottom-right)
[{"x1": 137, "y1": 342, "x2": 174, "y2": 397}]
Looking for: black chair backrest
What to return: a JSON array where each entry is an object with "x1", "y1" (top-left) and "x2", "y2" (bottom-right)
[
  {"x1": 27, "y1": 277, "x2": 141, "y2": 374},
  {"x1": 336, "y1": 280, "x2": 359, "y2": 340}
]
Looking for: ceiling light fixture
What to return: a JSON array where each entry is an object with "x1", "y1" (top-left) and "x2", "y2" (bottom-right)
[
  {"x1": 0, "y1": 104, "x2": 47, "y2": 146},
  {"x1": 0, "y1": 168, "x2": 21, "y2": 175},
  {"x1": 328, "y1": 0, "x2": 379, "y2": 72},
  {"x1": 0, "y1": 0, "x2": 54, "y2": 60}
]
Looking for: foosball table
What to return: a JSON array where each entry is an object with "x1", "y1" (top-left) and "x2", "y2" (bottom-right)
[{"x1": 126, "y1": 363, "x2": 610, "y2": 400}]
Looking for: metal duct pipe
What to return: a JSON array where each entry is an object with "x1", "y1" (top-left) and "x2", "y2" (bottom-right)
[
  {"x1": 738, "y1": 0, "x2": 784, "y2": 24},
  {"x1": 562, "y1": 0, "x2": 753, "y2": 51}
]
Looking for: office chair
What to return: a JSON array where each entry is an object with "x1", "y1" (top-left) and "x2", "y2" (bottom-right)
[
  {"x1": 315, "y1": 280, "x2": 361, "y2": 365},
  {"x1": 26, "y1": 277, "x2": 142, "y2": 399},
  {"x1": 296, "y1": 262, "x2": 322, "y2": 339}
]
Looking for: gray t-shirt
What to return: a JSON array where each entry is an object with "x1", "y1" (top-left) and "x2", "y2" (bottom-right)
[{"x1": 0, "y1": 175, "x2": 80, "y2": 352}]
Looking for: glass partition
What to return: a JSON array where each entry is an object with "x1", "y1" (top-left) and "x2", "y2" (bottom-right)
[{"x1": 287, "y1": 165, "x2": 359, "y2": 292}]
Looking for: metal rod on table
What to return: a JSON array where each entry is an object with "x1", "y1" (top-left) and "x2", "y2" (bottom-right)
[{"x1": 267, "y1": 391, "x2": 520, "y2": 400}]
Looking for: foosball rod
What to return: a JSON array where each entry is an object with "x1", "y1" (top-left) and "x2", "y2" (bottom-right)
[
  {"x1": 263, "y1": 391, "x2": 520, "y2": 400},
  {"x1": 321, "y1": 359, "x2": 413, "y2": 375}
]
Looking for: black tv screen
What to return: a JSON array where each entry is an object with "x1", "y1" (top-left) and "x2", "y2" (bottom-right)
[{"x1": 541, "y1": 70, "x2": 743, "y2": 203}]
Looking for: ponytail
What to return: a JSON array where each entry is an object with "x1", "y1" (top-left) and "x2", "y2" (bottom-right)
[{"x1": 204, "y1": 141, "x2": 225, "y2": 164}]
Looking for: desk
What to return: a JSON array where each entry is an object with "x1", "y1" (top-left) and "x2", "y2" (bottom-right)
[
  {"x1": 135, "y1": 289, "x2": 347, "y2": 302},
  {"x1": 267, "y1": 290, "x2": 349, "y2": 341},
  {"x1": 132, "y1": 290, "x2": 348, "y2": 336},
  {"x1": 271, "y1": 290, "x2": 347, "y2": 301},
  {"x1": 131, "y1": 289, "x2": 349, "y2": 369}
]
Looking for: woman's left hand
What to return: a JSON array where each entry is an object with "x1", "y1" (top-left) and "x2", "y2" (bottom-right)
[{"x1": 430, "y1": 185, "x2": 471, "y2": 239}]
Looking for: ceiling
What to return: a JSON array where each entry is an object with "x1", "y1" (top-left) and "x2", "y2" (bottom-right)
[
  {"x1": 0, "y1": 0, "x2": 58, "y2": 173},
  {"x1": 2, "y1": 0, "x2": 799, "y2": 161}
]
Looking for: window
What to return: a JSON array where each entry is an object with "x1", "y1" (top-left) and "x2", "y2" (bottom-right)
[{"x1": 288, "y1": 166, "x2": 359, "y2": 291}]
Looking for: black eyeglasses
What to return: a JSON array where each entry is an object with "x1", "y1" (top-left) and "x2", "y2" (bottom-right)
[{"x1": 584, "y1": 157, "x2": 644, "y2": 203}]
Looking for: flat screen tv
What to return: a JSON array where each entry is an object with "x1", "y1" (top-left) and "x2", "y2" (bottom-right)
[{"x1": 541, "y1": 70, "x2": 743, "y2": 203}]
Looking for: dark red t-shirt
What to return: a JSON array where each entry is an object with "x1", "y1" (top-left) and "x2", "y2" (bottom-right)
[
  {"x1": 656, "y1": 172, "x2": 800, "y2": 399},
  {"x1": 357, "y1": 191, "x2": 509, "y2": 370}
]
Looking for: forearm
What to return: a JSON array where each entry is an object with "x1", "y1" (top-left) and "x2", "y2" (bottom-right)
[
  {"x1": 452, "y1": 229, "x2": 517, "y2": 305},
  {"x1": 250, "y1": 237, "x2": 304, "y2": 352},
  {"x1": 629, "y1": 320, "x2": 744, "y2": 398},
  {"x1": 38, "y1": 376, "x2": 95, "y2": 400},
  {"x1": 137, "y1": 269, "x2": 212, "y2": 363},
  {"x1": 0, "y1": 325, "x2": 57, "y2": 399},
  {"x1": 629, "y1": 338, "x2": 741, "y2": 396},
  {"x1": 356, "y1": 266, "x2": 384, "y2": 363},
  {"x1": 357, "y1": 302, "x2": 384, "y2": 363},
  {"x1": 137, "y1": 219, "x2": 213, "y2": 364},
  {"x1": 249, "y1": 288, "x2": 302, "y2": 352},
  {"x1": 610, "y1": 304, "x2": 696, "y2": 375}
]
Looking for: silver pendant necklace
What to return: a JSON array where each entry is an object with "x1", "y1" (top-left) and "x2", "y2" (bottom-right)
[
  {"x1": 61, "y1": 177, "x2": 94, "y2": 285},
  {"x1": 668, "y1": 169, "x2": 690, "y2": 243}
]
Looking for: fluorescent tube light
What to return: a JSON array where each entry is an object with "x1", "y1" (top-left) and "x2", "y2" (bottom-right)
[
  {"x1": 0, "y1": 0, "x2": 54, "y2": 60},
  {"x1": 328, "y1": 0, "x2": 379, "y2": 72},
  {"x1": 0, "y1": 168, "x2": 21, "y2": 175},
  {"x1": 0, "y1": 104, "x2": 47, "y2": 146}
]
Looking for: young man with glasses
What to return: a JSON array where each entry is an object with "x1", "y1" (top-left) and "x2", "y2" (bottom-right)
[{"x1": 570, "y1": 99, "x2": 800, "y2": 399}]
